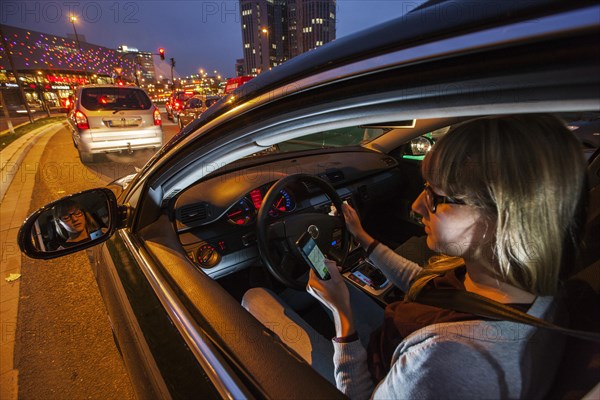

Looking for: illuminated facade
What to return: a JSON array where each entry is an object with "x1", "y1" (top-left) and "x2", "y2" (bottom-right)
[{"x1": 0, "y1": 24, "x2": 170, "y2": 111}]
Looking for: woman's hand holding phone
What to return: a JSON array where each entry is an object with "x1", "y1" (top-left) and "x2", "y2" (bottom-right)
[{"x1": 307, "y1": 259, "x2": 355, "y2": 337}]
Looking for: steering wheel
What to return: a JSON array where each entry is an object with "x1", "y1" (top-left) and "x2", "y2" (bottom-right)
[{"x1": 256, "y1": 173, "x2": 351, "y2": 290}]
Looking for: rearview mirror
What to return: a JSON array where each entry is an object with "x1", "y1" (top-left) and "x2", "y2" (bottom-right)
[{"x1": 18, "y1": 188, "x2": 120, "y2": 259}]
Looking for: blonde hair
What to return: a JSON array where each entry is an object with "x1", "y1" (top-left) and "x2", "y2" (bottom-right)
[{"x1": 407, "y1": 115, "x2": 587, "y2": 300}]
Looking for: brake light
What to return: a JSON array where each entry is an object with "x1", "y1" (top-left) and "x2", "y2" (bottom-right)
[
  {"x1": 75, "y1": 110, "x2": 89, "y2": 129},
  {"x1": 153, "y1": 107, "x2": 162, "y2": 126}
]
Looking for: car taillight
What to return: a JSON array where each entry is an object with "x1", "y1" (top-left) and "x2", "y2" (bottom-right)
[
  {"x1": 153, "y1": 107, "x2": 162, "y2": 126},
  {"x1": 75, "y1": 110, "x2": 89, "y2": 129}
]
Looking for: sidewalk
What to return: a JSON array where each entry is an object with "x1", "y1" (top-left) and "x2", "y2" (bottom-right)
[
  {"x1": 1, "y1": 113, "x2": 66, "y2": 136},
  {"x1": 0, "y1": 121, "x2": 66, "y2": 400}
]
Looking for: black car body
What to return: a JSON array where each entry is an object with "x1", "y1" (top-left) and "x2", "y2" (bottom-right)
[{"x1": 18, "y1": 1, "x2": 600, "y2": 398}]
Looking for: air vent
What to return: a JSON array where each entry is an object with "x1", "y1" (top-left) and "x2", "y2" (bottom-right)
[
  {"x1": 179, "y1": 203, "x2": 209, "y2": 225},
  {"x1": 381, "y1": 157, "x2": 397, "y2": 167},
  {"x1": 302, "y1": 181, "x2": 319, "y2": 193},
  {"x1": 303, "y1": 170, "x2": 345, "y2": 192},
  {"x1": 324, "y1": 170, "x2": 345, "y2": 183}
]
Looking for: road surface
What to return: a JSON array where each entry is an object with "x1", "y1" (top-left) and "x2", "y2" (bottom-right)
[{"x1": 13, "y1": 114, "x2": 178, "y2": 399}]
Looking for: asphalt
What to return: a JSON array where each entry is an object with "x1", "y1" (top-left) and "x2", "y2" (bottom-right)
[
  {"x1": 0, "y1": 108, "x2": 174, "y2": 399},
  {"x1": 0, "y1": 120, "x2": 67, "y2": 400}
]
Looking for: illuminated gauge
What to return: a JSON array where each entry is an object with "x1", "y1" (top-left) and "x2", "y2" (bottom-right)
[
  {"x1": 226, "y1": 197, "x2": 255, "y2": 225},
  {"x1": 196, "y1": 244, "x2": 221, "y2": 268},
  {"x1": 269, "y1": 189, "x2": 296, "y2": 217}
]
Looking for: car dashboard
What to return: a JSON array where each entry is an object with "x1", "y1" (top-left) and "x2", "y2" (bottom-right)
[{"x1": 173, "y1": 149, "x2": 405, "y2": 279}]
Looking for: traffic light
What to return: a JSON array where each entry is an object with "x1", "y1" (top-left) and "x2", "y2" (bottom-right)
[{"x1": 159, "y1": 48, "x2": 165, "y2": 60}]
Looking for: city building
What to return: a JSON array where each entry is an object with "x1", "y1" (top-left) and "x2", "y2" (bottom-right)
[
  {"x1": 240, "y1": 0, "x2": 283, "y2": 75},
  {"x1": 117, "y1": 45, "x2": 158, "y2": 84},
  {"x1": 115, "y1": 45, "x2": 177, "y2": 101},
  {"x1": 0, "y1": 24, "x2": 130, "y2": 112},
  {"x1": 289, "y1": 0, "x2": 336, "y2": 57},
  {"x1": 239, "y1": 0, "x2": 336, "y2": 75},
  {"x1": 235, "y1": 58, "x2": 245, "y2": 76},
  {"x1": 0, "y1": 24, "x2": 176, "y2": 112}
]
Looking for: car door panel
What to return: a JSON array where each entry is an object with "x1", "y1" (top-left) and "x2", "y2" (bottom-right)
[{"x1": 96, "y1": 231, "x2": 221, "y2": 399}]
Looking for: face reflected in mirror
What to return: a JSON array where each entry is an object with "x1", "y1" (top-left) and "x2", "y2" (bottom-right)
[
  {"x1": 55, "y1": 201, "x2": 92, "y2": 245},
  {"x1": 29, "y1": 192, "x2": 110, "y2": 252}
]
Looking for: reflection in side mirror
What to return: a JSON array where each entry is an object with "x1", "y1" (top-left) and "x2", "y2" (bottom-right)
[
  {"x1": 18, "y1": 188, "x2": 120, "y2": 259},
  {"x1": 401, "y1": 135, "x2": 435, "y2": 161},
  {"x1": 409, "y1": 136, "x2": 433, "y2": 156}
]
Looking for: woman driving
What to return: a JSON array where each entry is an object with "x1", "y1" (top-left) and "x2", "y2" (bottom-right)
[{"x1": 244, "y1": 114, "x2": 588, "y2": 398}]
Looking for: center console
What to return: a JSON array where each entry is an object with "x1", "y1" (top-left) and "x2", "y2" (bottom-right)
[
  {"x1": 342, "y1": 255, "x2": 404, "y2": 306},
  {"x1": 345, "y1": 258, "x2": 390, "y2": 295}
]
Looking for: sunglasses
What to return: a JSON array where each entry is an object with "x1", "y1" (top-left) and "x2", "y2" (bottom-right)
[
  {"x1": 60, "y1": 209, "x2": 83, "y2": 222},
  {"x1": 423, "y1": 183, "x2": 465, "y2": 213}
]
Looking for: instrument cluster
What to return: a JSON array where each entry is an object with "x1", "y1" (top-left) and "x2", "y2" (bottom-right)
[{"x1": 225, "y1": 183, "x2": 296, "y2": 226}]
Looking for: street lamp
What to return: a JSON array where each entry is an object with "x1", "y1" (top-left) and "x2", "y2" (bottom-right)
[
  {"x1": 260, "y1": 27, "x2": 269, "y2": 74},
  {"x1": 69, "y1": 16, "x2": 90, "y2": 83}
]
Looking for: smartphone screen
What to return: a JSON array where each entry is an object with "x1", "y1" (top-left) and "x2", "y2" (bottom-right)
[{"x1": 296, "y1": 233, "x2": 330, "y2": 280}]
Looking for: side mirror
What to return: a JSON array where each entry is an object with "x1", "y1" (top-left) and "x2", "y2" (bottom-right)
[
  {"x1": 409, "y1": 136, "x2": 434, "y2": 156},
  {"x1": 18, "y1": 188, "x2": 120, "y2": 259}
]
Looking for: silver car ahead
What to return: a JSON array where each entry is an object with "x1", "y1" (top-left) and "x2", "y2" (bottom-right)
[{"x1": 68, "y1": 85, "x2": 163, "y2": 163}]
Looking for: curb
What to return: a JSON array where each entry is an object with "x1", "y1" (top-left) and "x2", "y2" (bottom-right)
[
  {"x1": 0, "y1": 121, "x2": 33, "y2": 136},
  {"x1": 1, "y1": 113, "x2": 66, "y2": 137},
  {"x1": 0, "y1": 121, "x2": 67, "y2": 203}
]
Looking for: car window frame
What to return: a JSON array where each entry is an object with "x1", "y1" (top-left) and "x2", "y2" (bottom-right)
[{"x1": 123, "y1": 4, "x2": 599, "y2": 232}]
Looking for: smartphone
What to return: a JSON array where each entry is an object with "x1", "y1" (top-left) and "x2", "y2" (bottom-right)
[{"x1": 296, "y1": 232, "x2": 331, "y2": 280}]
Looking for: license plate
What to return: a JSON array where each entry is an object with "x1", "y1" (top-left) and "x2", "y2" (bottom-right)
[{"x1": 106, "y1": 119, "x2": 140, "y2": 127}]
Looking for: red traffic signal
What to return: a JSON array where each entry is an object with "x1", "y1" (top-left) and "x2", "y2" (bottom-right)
[{"x1": 158, "y1": 48, "x2": 165, "y2": 60}]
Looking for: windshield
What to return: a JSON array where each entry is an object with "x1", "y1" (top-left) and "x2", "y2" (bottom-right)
[
  {"x1": 81, "y1": 88, "x2": 152, "y2": 111},
  {"x1": 250, "y1": 125, "x2": 389, "y2": 157}
]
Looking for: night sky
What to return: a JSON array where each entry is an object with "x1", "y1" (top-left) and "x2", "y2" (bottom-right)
[{"x1": 1, "y1": 0, "x2": 426, "y2": 78}]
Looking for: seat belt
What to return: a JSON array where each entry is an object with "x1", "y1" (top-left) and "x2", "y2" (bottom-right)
[{"x1": 415, "y1": 288, "x2": 600, "y2": 342}]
